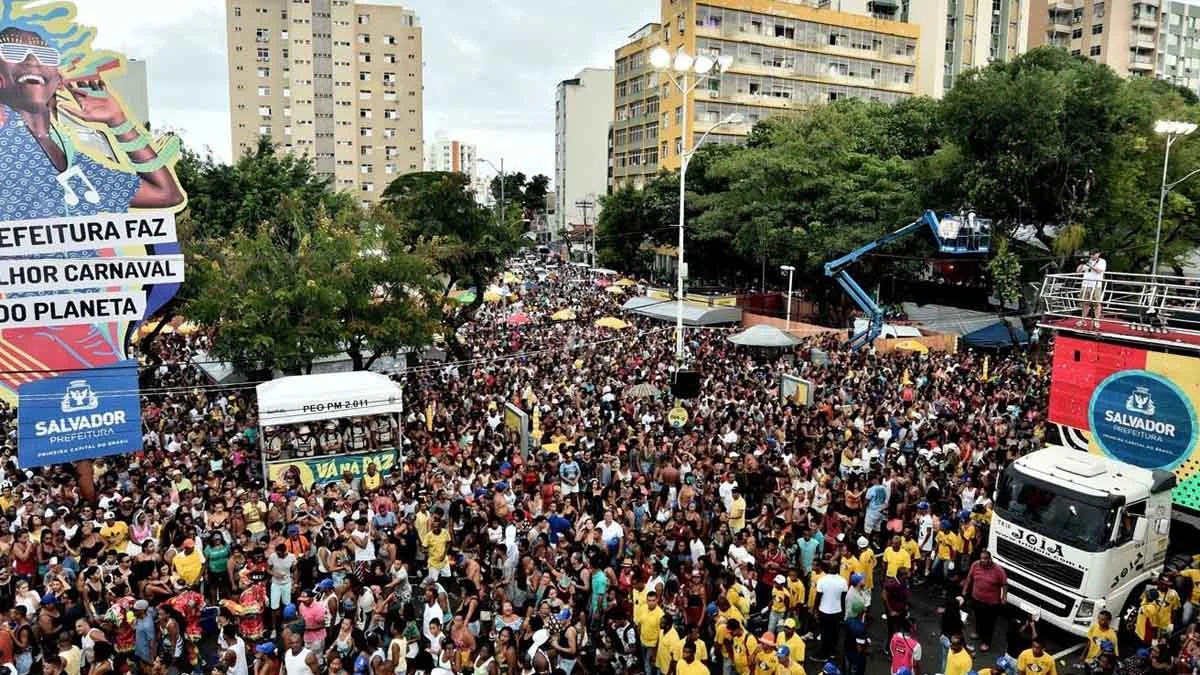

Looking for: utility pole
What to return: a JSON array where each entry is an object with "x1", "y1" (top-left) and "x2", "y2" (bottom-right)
[{"x1": 575, "y1": 199, "x2": 595, "y2": 266}]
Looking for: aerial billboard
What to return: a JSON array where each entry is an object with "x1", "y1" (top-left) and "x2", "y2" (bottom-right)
[{"x1": 0, "y1": 0, "x2": 187, "y2": 467}]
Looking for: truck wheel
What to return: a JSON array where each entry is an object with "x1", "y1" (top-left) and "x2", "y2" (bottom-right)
[{"x1": 1119, "y1": 582, "x2": 1149, "y2": 637}]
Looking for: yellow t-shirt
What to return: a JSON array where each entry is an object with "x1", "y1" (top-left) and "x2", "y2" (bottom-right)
[
  {"x1": 730, "y1": 634, "x2": 758, "y2": 675},
  {"x1": 771, "y1": 587, "x2": 790, "y2": 613},
  {"x1": 636, "y1": 605, "x2": 664, "y2": 647},
  {"x1": 714, "y1": 607, "x2": 745, "y2": 646},
  {"x1": 858, "y1": 549, "x2": 876, "y2": 590},
  {"x1": 754, "y1": 651, "x2": 778, "y2": 675},
  {"x1": 727, "y1": 585, "x2": 751, "y2": 618},
  {"x1": 172, "y1": 549, "x2": 205, "y2": 585},
  {"x1": 1017, "y1": 650, "x2": 1057, "y2": 675},
  {"x1": 100, "y1": 521, "x2": 130, "y2": 552},
  {"x1": 634, "y1": 588, "x2": 649, "y2": 614},
  {"x1": 787, "y1": 579, "x2": 806, "y2": 610},
  {"x1": 946, "y1": 648, "x2": 973, "y2": 675},
  {"x1": 694, "y1": 640, "x2": 709, "y2": 663},
  {"x1": 776, "y1": 661, "x2": 806, "y2": 675},
  {"x1": 839, "y1": 555, "x2": 862, "y2": 583},
  {"x1": 424, "y1": 529, "x2": 451, "y2": 569},
  {"x1": 807, "y1": 572, "x2": 823, "y2": 609},
  {"x1": 414, "y1": 510, "x2": 430, "y2": 542},
  {"x1": 1183, "y1": 569, "x2": 1200, "y2": 604},
  {"x1": 936, "y1": 531, "x2": 963, "y2": 561},
  {"x1": 883, "y1": 547, "x2": 912, "y2": 578},
  {"x1": 961, "y1": 523, "x2": 977, "y2": 556},
  {"x1": 1085, "y1": 624, "x2": 1118, "y2": 661},
  {"x1": 902, "y1": 538, "x2": 921, "y2": 561},
  {"x1": 730, "y1": 497, "x2": 747, "y2": 531},
  {"x1": 363, "y1": 472, "x2": 382, "y2": 492},
  {"x1": 656, "y1": 628, "x2": 681, "y2": 673},
  {"x1": 781, "y1": 634, "x2": 806, "y2": 663},
  {"x1": 678, "y1": 659, "x2": 710, "y2": 675}
]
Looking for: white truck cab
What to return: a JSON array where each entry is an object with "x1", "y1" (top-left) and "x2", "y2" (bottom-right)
[{"x1": 989, "y1": 446, "x2": 1175, "y2": 636}]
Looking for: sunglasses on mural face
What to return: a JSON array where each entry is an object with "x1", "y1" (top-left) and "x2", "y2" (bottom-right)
[{"x1": 0, "y1": 43, "x2": 60, "y2": 67}]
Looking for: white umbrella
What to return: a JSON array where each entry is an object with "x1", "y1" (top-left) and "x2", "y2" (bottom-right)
[{"x1": 728, "y1": 324, "x2": 803, "y2": 347}]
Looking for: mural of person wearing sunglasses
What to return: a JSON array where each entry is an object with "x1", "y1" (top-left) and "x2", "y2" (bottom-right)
[{"x1": 0, "y1": 1, "x2": 186, "y2": 406}]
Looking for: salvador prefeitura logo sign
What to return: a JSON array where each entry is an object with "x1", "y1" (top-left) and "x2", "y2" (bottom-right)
[{"x1": 1088, "y1": 370, "x2": 1198, "y2": 469}]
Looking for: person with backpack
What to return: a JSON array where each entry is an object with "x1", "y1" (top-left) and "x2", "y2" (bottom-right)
[{"x1": 889, "y1": 618, "x2": 922, "y2": 675}]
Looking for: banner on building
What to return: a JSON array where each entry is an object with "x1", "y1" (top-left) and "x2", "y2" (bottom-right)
[
  {"x1": 0, "y1": 1, "x2": 189, "y2": 466},
  {"x1": 267, "y1": 449, "x2": 398, "y2": 488},
  {"x1": 16, "y1": 361, "x2": 141, "y2": 468}
]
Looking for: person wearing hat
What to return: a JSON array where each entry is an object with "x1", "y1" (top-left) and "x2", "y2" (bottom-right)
[
  {"x1": 99, "y1": 511, "x2": 129, "y2": 554},
  {"x1": 934, "y1": 519, "x2": 963, "y2": 589},
  {"x1": 318, "y1": 421, "x2": 343, "y2": 457},
  {"x1": 370, "y1": 414, "x2": 396, "y2": 449},
  {"x1": 845, "y1": 573, "x2": 869, "y2": 622},
  {"x1": 778, "y1": 618, "x2": 806, "y2": 665},
  {"x1": 855, "y1": 537, "x2": 876, "y2": 592},
  {"x1": 776, "y1": 645, "x2": 804, "y2": 675},
  {"x1": 131, "y1": 598, "x2": 156, "y2": 667},
  {"x1": 294, "y1": 426, "x2": 317, "y2": 459},
  {"x1": 169, "y1": 536, "x2": 204, "y2": 586},
  {"x1": 768, "y1": 575, "x2": 790, "y2": 634},
  {"x1": 345, "y1": 417, "x2": 371, "y2": 453},
  {"x1": 264, "y1": 426, "x2": 284, "y2": 461},
  {"x1": 526, "y1": 629, "x2": 551, "y2": 675},
  {"x1": 843, "y1": 597, "x2": 869, "y2": 675}
]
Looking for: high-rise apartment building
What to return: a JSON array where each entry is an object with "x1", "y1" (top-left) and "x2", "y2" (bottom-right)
[
  {"x1": 899, "y1": 0, "x2": 1029, "y2": 98},
  {"x1": 1159, "y1": 1, "x2": 1200, "y2": 91},
  {"x1": 555, "y1": 68, "x2": 615, "y2": 236},
  {"x1": 611, "y1": 0, "x2": 920, "y2": 189},
  {"x1": 225, "y1": 0, "x2": 424, "y2": 207},
  {"x1": 1027, "y1": 1, "x2": 1161, "y2": 79},
  {"x1": 426, "y1": 136, "x2": 490, "y2": 204}
]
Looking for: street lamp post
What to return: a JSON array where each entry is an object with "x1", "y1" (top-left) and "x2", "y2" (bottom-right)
[
  {"x1": 1152, "y1": 120, "x2": 1197, "y2": 274},
  {"x1": 477, "y1": 157, "x2": 505, "y2": 225},
  {"x1": 780, "y1": 264, "x2": 796, "y2": 331},
  {"x1": 650, "y1": 46, "x2": 738, "y2": 364}
]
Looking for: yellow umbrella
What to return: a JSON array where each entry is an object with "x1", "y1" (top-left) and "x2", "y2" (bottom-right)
[
  {"x1": 615, "y1": 278, "x2": 637, "y2": 287},
  {"x1": 177, "y1": 321, "x2": 200, "y2": 336},
  {"x1": 894, "y1": 339, "x2": 929, "y2": 353},
  {"x1": 551, "y1": 309, "x2": 577, "y2": 321},
  {"x1": 502, "y1": 271, "x2": 522, "y2": 284},
  {"x1": 483, "y1": 291, "x2": 503, "y2": 303},
  {"x1": 595, "y1": 317, "x2": 631, "y2": 330},
  {"x1": 605, "y1": 285, "x2": 625, "y2": 295}
]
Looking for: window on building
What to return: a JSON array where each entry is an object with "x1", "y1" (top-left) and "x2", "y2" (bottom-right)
[
  {"x1": 359, "y1": 53, "x2": 371, "y2": 63},
  {"x1": 386, "y1": 35, "x2": 397, "y2": 44},
  {"x1": 256, "y1": 66, "x2": 270, "y2": 77},
  {"x1": 385, "y1": 53, "x2": 396, "y2": 63},
  {"x1": 1090, "y1": 45, "x2": 1102, "y2": 56},
  {"x1": 1093, "y1": 2, "x2": 1104, "y2": 18},
  {"x1": 257, "y1": 47, "x2": 269, "y2": 62},
  {"x1": 361, "y1": 127, "x2": 373, "y2": 137},
  {"x1": 234, "y1": 6, "x2": 242, "y2": 16},
  {"x1": 360, "y1": 71, "x2": 371, "y2": 81},
  {"x1": 358, "y1": 14, "x2": 369, "y2": 24},
  {"x1": 360, "y1": 109, "x2": 372, "y2": 119},
  {"x1": 1071, "y1": 48, "x2": 1081, "y2": 55},
  {"x1": 258, "y1": 85, "x2": 270, "y2": 96},
  {"x1": 258, "y1": 125, "x2": 271, "y2": 136},
  {"x1": 358, "y1": 33, "x2": 370, "y2": 44},
  {"x1": 1092, "y1": 23, "x2": 1103, "y2": 34},
  {"x1": 1072, "y1": 28, "x2": 1082, "y2": 39},
  {"x1": 258, "y1": 105, "x2": 271, "y2": 117},
  {"x1": 361, "y1": 182, "x2": 374, "y2": 192},
  {"x1": 256, "y1": 28, "x2": 269, "y2": 43}
]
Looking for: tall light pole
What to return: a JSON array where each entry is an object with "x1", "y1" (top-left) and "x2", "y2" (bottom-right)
[
  {"x1": 1152, "y1": 120, "x2": 1197, "y2": 274},
  {"x1": 650, "y1": 46, "x2": 738, "y2": 363},
  {"x1": 780, "y1": 264, "x2": 795, "y2": 331},
  {"x1": 478, "y1": 157, "x2": 505, "y2": 225}
]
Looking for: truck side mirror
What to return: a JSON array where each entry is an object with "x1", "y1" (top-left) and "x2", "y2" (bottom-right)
[
  {"x1": 1133, "y1": 517, "x2": 1148, "y2": 542},
  {"x1": 1156, "y1": 519, "x2": 1170, "y2": 536}
]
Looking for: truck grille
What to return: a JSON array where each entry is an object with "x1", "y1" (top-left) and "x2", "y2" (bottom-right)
[
  {"x1": 996, "y1": 539, "x2": 1085, "y2": 589},
  {"x1": 1005, "y1": 568, "x2": 1076, "y2": 618}
]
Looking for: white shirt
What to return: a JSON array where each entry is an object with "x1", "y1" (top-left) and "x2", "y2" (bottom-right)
[
  {"x1": 1081, "y1": 256, "x2": 1106, "y2": 286},
  {"x1": 718, "y1": 481, "x2": 736, "y2": 512},
  {"x1": 599, "y1": 521, "x2": 624, "y2": 544},
  {"x1": 220, "y1": 635, "x2": 249, "y2": 675},
  {"x1": 816, "y1": 573, "x2": 849, "y2": 615},
  {"x1": 918, "y1": 514, "x2": 934, "y2": 552},
  {"x1": 284, "y1": 648, "x2": 315, "y2": 675}
]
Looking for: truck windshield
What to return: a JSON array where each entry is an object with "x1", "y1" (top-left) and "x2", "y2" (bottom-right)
[{"x1": 994, "y1": 467, "x2": 1117, "y2": 552}]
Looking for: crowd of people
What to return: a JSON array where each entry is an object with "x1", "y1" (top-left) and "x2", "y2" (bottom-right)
[{"x1": 0, "y1": 256, "x2": 1192, "y2": 675}]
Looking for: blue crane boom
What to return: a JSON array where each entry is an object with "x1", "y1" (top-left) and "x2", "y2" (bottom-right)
[{"x1": 824, "y1": 209, "x2": 992, "y2": 350}]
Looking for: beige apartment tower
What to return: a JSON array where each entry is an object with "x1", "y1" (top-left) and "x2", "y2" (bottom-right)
[
  {"x1": 226, "y1": 0, "x2": 424, "y2": 206},
  {"x1": 1028, "y1": 1, "x2": 1161, "y2": 78}
]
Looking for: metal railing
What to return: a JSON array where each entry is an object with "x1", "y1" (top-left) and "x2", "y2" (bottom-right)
[{"x1": 1039, "y1": 272, "x2": 1200, "y2": 346}]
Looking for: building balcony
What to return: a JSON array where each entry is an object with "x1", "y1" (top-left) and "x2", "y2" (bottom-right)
[
  {"x1": 1130, "y1": 32, "x2": 1158, "y2": 49},
  {"x1": 1049, "y1": 19, "x2": 1072, "y2": 35},
  {"x1": 1132, "y1": 15, "x2": 1160, "y2": 30},
  {"x1": 1049, "y1": 0, "x2": 1075, "y2": 10},
  {"x1": 1129, "y1": 55, "x2": 1155, "y2": 71}
]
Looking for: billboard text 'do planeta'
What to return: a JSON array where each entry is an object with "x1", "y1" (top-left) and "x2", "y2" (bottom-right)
[
  {"x1": 0, "y1": 1, "x2": 187, "y2": 467},
  {"x1": 1048, "y1": 336, "x2": 1200, "y2": 510}
]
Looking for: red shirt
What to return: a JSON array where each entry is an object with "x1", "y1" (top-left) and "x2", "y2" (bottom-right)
[{"x1": 966, "y1": 562, "x2": 1008, "y2": 605}]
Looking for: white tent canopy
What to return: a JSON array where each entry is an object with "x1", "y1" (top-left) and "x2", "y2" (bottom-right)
[
  {"x1": 257, "y1": 372, "x2": 403, "y2": 427},
  {"x1": 622, "y1": 296, "x2": 743, "y2": 326},
  {"x1": 728, "y1": 324, "x2": 802, "y2": 347}
]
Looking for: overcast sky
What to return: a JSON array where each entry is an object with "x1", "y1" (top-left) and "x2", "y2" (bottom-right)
[{"x1": 74, "y1": 0, "x2": 656, "y2": 180}]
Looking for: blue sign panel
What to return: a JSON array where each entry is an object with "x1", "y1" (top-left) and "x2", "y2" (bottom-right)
[
  {"x1": 1088, "y1": 369, "x2": 1197, "y2": 469},
  {"x1": 17, "y1": 361, "x2": 142, "y2": 468}
]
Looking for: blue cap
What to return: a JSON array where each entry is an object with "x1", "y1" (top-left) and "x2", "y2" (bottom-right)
[
  {"x1": 896, "y1": 667, "x2": 913, "y2": 675},
  {"x1": 256, "y1": 643, "x2": 276, "y2": 655},
  {"x1": 968, "y1": 671, "x2": 978, "y2": 675},
  {"x1": 705, "y1": 602, "x2": 718, "y2": 617},
  {"x1": 995, "y1": 656, "x2": 1015, "y2": 674},
  {"x1": 474, "y1": 488, "x2": 488, "y2": 498},
  {"x1": 1136, "y1": 648, "x2": 1151, "y2": 657},
  {"x1": 287, "y1": 525, "x2": 300, "y2": 536},
  {"x1": 316, "y1": 579, "x2": 335, "y2": 591},
  {"x1": 556, "y1": 608, "x2": 571, "y2": 621},
  {"x1": 850, "y1": 573, "x2": 865, "y2": 586},
  {"x1": 283, "y1": 604, "x2": 297, "y2": 619},
  {"x1": 776, "y1": 646, "x2": 790, "y2": 658},
  {"x1": 496, "y1": 481, "x2": 509, "y2": 491},
  {"x1": 1145, "y1": 588, "x2": 1160, "y2": 601},
  {"x1": 823, "y1": 663, "x2": 841, "y2": 675},
  {"x1": 917, "y1": 501, "x2": 929, "y2": 510},
  {"x1": 940, "y1": 519, "x2": 952, "y2": 530},
  {"x1": 959, "y1": 510, "x2": 970, "y2": 521},
  {"x1": 40, "y1": 593, "x2": 56, "y2": 605}
]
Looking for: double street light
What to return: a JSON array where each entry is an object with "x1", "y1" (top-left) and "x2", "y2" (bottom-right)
[
  {"x1": 648, "y1": 46, "x2": 741, "y2": 363},
  {"x1": 477, "y1": 157, "x2": 505, "y2": 225},
  {"x1": 1152, "y1": 120, "x2": 1198, "y2": 274},
  {"x1": 780, "y1": 265, "x2": 796, "y2": 331}
]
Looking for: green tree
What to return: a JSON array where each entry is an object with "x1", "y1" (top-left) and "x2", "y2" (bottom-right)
[
  {"x1": 383, "y1": 171, "x2": 523, "y2": 357},
  {"x1": 523, "y1": 174, "x2": 551, "y2": 212}
]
